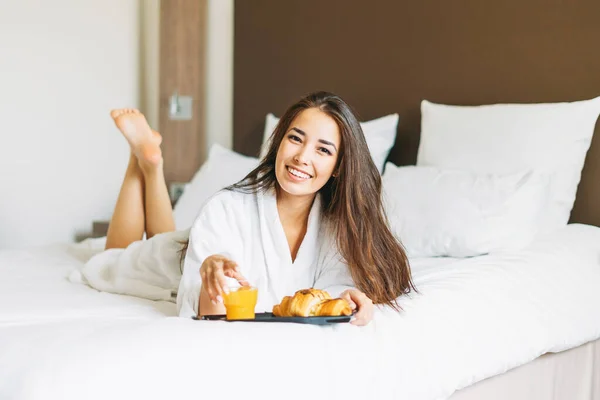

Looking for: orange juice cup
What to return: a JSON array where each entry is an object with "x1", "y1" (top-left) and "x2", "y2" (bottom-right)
[{"x1": 222, "y1": 286, "x2": 258, "y2": 320}]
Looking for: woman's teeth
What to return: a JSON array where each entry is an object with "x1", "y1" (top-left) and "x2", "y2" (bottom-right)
[{"x1": 287, "y1": 166, "x2": 311, "y2": 179}]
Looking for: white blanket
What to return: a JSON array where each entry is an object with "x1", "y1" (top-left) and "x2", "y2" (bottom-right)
[
  {"x1": 0, "y1": 224, "x2": 599, "y2": 400},
  {"x1": 72, "y1": 229, "x2": 188, "y2": 302}
]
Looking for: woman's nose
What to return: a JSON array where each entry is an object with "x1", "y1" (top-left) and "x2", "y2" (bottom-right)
[{"x1": 294, "y1": 149, "x2": 310, "y2": 165}]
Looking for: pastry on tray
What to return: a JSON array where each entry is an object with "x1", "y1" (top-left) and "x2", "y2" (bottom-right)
[{"x1": 272, "y1": 288, "x2": 352, "y2": 317}]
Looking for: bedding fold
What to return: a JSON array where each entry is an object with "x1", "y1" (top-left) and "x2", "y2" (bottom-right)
[{"x1": 70, "y1": 229, "x2": 188, "y2": 302}]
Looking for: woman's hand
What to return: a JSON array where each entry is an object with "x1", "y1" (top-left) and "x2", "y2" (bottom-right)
[
  {"x1": 199, "y1": 254, "x2": 249, "y2": 305},
  {"x1": 340, "y1": 289, "x2": 374, "y2": 326}
]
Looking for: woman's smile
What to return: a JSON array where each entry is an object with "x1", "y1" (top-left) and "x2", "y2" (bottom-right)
[{"x1": 286, "y1": 165, "x2": 312, "y2": 181}]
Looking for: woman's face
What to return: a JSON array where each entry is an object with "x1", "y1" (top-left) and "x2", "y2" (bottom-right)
[{"x1": 275, "y1": 108, "x2": 341, "y2": 199}]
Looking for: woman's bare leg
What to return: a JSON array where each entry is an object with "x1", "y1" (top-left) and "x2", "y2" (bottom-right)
[
  {"x1": 107, "y1": 108, "x2": 175, "y2": 246},
  {"x1": 139, "y1": 155, "x2": 175, "y2": 239},
  {"x1": 105, "y1": 153, "x2": 146, "y2": 249}
]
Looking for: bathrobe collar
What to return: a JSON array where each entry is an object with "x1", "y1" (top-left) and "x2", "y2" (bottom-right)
[{"x1": 257, "y1": 188, "x2": 321, "y2": 301}]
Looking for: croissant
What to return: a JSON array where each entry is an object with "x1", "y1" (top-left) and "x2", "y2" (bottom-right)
[{"x1": 272, "y1": 288, "x2": 352, "y2": 317}]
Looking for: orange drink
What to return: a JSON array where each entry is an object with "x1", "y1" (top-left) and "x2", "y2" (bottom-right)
[{"x1": 222, "y1": 286, "x2": 258, "y2": 320}]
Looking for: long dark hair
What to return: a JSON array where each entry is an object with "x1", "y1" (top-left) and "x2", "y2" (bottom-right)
[{"x1": 182, "y1": 91, "x2": 415, "y2": 309}]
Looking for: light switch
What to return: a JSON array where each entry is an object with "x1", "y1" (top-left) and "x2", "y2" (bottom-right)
[{"x1": 169, "y1": 92, "x2": 193, "y2": 120}]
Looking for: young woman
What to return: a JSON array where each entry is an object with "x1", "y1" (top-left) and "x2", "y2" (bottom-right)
[{"x1": 86, "y1": 92, "x2": 414, "y2": 326}]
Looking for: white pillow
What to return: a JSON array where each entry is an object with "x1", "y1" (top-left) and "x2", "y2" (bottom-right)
[
  {"x1": 417, "y1": 97, "x2": 600, "y2": 232},
  {"x1": 261, "y1": 113, "x2": 280, "y2": 157},
  {"x1": 382, "y1": 164, "x2": 549, "y2": 258},
  {"x1": 173, "y1": 144, "x2": 259, "y2": 230},
  {"x1": 261, "y1": 113, "x2": 399, "y2": 174}
]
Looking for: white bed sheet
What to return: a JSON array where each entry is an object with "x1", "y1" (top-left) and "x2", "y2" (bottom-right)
[{"x1": 0, "y1": 224, "x2": 599, "y2": 400}]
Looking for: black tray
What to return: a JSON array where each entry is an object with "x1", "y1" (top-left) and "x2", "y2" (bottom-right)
[{"x1": 193, "y1": 312, "x2": 352, "y2": 325}]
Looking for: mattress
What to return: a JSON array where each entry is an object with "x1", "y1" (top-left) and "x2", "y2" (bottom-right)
[
  {"x1": 0, "y1": 224, "x2": 599, "y2": 400},
  {"x1": 451, "y1": 337, "x2": 600, "y2": 400}
]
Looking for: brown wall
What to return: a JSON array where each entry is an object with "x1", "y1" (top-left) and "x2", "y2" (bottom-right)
[
  {"x1": 234, "y1": 0, "x2": 600, "y2": 226},
  {"x1": 159, "y1": 0, "x2": 208, "y2": 184}
]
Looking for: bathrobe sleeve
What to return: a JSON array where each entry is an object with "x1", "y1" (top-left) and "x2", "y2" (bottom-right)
[
  {"x1": 176, "y1": 191, "x2": 245, "y2": 317},
  {"x1": 313, "y1": 235, "x2": 356, "y2": 299}
]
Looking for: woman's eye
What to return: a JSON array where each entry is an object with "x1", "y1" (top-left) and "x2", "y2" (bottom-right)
[
  {"x1": 318, "y1": 147, "x2": 332, "y2": 155},
  {"x1": 288, "y1": 134, "x2": 301, "y2": 142}
]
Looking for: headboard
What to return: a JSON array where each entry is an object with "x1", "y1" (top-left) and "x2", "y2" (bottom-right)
[{"x1": 233, "y1": 0, "x2": 600, "y2": 226}]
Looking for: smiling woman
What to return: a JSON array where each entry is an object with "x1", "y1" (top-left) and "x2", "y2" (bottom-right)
[
  {"x1": 185, "y1": 91, "x2": 416, "y2": 320},
  {"x1": 80, "y1": 91, "x2": 414, "y2": 327}
]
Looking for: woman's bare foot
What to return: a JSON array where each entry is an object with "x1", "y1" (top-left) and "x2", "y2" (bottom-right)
[{"x1": 110, "y1": 108, "x2": 162, "y2": 167}]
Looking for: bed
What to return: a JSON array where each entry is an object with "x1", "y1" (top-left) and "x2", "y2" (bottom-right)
[
  {"x1": 1, "y1": 225, "x2": 599, "y2": 400},
  {"x1": 2, "y1": 1, "x2": 600, "y2": 399}
]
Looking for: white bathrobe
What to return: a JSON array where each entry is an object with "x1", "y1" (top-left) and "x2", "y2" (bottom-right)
[
  {"x1": 177, "y1": 189, "x2": 354, "y2": 318},
  {"x1": 77, "y1": 189, "x2": 354, "y2": 318}
]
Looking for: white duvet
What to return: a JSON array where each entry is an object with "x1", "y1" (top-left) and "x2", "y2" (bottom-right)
[{"x1": 1, "y1": 224, "x2": 599, "y2": 400}]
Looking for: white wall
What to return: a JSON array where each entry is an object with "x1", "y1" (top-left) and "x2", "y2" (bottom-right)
[
  {"x1": 205, "y1": 0, "x2": 234, "y2": 154},
  {"x1": 140, "y1": 0, "x2": 160, "y2": 129},
  {"x1": 0, "y1": 0, "x2": 234, "y2": 249},
  {"x1": 0, "y1": 0, "x2": 139, "y2": 249}
]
